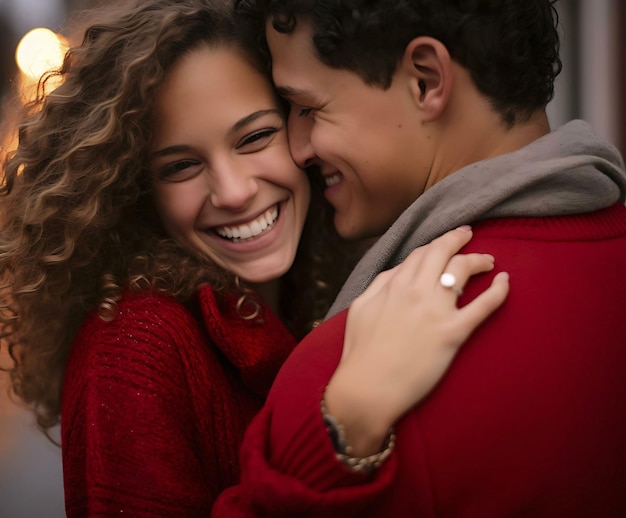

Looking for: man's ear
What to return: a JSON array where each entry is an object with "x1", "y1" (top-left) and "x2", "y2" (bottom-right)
[{"x1": 400, "y1": 37, "x2": 452, "y2": 121}]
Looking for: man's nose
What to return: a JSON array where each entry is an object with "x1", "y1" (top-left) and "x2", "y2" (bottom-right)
[
  {"x1": 287, "y1": 110, "x2": 316, "y2": 168},
  {"x1": 209, "y1": 161, "x2": 258, "y2": 211}
]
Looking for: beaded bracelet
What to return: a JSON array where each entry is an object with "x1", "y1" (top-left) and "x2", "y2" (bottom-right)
[{"x1": 320, "y1": 388, "x2": 396, "y2": 474}]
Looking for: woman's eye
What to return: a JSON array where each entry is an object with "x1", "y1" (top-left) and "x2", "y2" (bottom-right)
[
  {"x1": 298, "y1": 108, "x2": 313, "y2": 117},
  {"x1": 236, "y1": 128, "x2": 278, "y2": 150},
  {"x1": 157, "y1": 160, "x2": 202, "y2": 182}
]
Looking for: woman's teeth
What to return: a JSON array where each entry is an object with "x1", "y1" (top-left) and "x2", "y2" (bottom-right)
[{"x1": 215, "y1": 206, "x2": 279, "y2": 242}]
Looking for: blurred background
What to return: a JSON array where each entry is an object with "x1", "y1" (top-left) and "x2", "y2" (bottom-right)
[{"x1": 0, "y1": 0, "x2": 624, "y2": 517}]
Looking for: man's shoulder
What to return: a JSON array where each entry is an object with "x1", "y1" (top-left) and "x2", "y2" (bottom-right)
[
  {"x1": 269, "y1": 309, "x2": 348, "y2": 393},
  {"x1": 294, "y1": 308, "x2": 347, "y2": 363},
  {"x1": 470, "y1": 203, "x2": 626, "y2": 243}
]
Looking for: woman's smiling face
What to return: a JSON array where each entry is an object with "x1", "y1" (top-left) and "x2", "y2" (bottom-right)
[{"x1": 150, "y1": 44, "x2": 310, "y2": 284}]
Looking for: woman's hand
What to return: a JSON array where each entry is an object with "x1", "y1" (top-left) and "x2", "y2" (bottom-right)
[{"x1": 325, "y1": 226, "x2": 509, "y2": 457}]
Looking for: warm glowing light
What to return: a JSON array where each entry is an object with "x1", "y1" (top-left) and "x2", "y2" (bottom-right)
[{"x1": 15, "y1": 27, "x2": 67, "y2": 81}]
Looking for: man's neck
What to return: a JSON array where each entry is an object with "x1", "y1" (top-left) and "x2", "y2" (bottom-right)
[{"x1": 424, "y1": 109, "x2": 551, "y2": 192}]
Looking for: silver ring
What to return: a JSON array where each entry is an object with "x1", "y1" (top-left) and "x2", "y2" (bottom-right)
[{"x1": 440, "y1": 272, "x2": 463, "y2": 296}]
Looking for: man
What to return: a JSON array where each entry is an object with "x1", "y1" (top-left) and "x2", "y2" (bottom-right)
[{"x1": 213, "y1": 1, "x2": 626, "y2": 515}]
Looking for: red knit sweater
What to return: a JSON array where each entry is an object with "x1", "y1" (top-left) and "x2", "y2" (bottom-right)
[
  {"x1": 61, "y1": 286, "x2": 296, "y2": 517},
  {"x1": 214, "y1": 204, "x2": 626, "y2": 517}
]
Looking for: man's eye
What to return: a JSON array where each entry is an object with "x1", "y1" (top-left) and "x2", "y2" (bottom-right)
[
  {"x1": 298, "y1": 108, "x2": 313, "y2": 117},
  {"x1": 236, "y1": 128, "x2": 278, "y2": 150}
]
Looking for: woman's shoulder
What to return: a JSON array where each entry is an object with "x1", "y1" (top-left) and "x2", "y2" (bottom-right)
[
  {"x1": 71, "y1": 290, "x2": 204, "y2": 369},
  {"x1": 83, "y1": 289, "x2": 195, "y2": 333}
]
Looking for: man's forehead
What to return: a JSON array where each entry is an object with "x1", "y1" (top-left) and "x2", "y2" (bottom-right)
[{"x1": 265, "y1": 20, "x2": 319, "y2": 96}]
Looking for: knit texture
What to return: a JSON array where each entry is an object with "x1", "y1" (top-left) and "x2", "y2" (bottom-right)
[
  {"x1": 62, "y1": 286, "x2": 296, "y2": 517},
  {"x1": 214, "y1": 204, "x2": 626, "y2": 517}
]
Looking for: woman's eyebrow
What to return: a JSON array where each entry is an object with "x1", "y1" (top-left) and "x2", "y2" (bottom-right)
[
  {"x1": 230, "y1": 109, "x2": 281, "y2": 134},
  {"x1": 151, "y1": 109, "x2": 283, "y2": 158},
  {"x1": 151, "y1": 144, "x2": 192, "y2": 159}
]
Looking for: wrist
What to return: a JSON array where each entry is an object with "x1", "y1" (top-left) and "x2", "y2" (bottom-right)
[
  {"x1": 324, "y1": 373, "x2": 397, "y2": 457},
  {"x1": 321, "y1": 386, "x2": 396, "y2": 474}
]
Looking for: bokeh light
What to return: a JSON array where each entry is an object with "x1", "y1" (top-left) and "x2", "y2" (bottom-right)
[{"x1": 15, "y1": 27, "x2": 67, "y2": 80}]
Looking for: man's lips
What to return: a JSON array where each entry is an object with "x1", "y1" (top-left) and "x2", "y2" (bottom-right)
[{"x1": 324, "y1": 172, "x2": 342, "y2": 187}]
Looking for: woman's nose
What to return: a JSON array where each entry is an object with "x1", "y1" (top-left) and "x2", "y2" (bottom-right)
[{"x1": 209, "y1": 162, "x2": 259, "y2": 211}]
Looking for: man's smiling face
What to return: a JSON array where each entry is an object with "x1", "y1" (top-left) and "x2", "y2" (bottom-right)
[{"x1": 267, "y1": 20, "x2": 433, "y2": 239}]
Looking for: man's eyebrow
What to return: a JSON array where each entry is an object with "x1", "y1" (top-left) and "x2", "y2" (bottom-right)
[
  {"x1": 275, "y1": 86, "x2": 307, "y2": 98},
  {"x1": 231, "y1": 109, "x2": 281, "y2": 134}
]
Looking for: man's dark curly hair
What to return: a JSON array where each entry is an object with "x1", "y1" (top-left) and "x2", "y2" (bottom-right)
[{"x1": 235, "y1": 0, "x2": 562, "y2": 126}]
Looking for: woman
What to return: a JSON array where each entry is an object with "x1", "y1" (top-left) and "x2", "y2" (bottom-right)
[{"x1": 0, "y1": 0, "x2": 507, "y2": 516}]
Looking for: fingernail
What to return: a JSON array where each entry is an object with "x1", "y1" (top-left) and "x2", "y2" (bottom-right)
[
  {"x1": 456, "y1": 225, "x2": 472, "y2": 231},
  {"x1": 495, "y1": 271, "x2": 510, "y2": 281},
  {"x1": 483, "y1": 254, "x2": 495, "y2": 262}
]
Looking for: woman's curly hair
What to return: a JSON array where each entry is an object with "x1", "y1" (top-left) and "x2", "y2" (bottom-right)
[{"x1": 0, "y1": 0, "x2": 364, "y2": 434}]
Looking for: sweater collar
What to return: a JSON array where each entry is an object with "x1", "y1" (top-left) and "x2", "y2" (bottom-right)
[{"x1": 196, "y1": 285, "x2": 297, "y2": 397}]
